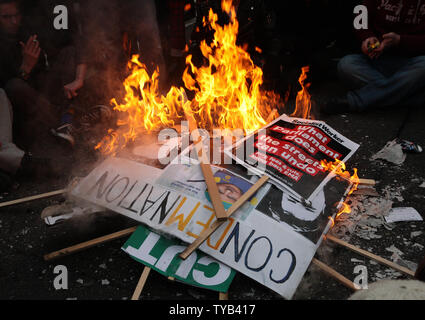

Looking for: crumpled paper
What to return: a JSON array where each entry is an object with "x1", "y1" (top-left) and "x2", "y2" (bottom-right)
[{"x1": 370, "y1": 140, "x2": 406, "y2": 165}]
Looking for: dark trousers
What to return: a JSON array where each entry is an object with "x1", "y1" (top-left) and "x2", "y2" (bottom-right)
[
  {"x1": 338, "y1": 54, "x2": 425, "y2": 111},
  {"x1": 5, "y1": 46, "x2": 77, "y2": 146}
]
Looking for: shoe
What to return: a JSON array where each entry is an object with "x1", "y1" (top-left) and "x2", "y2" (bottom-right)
[
  {"x1": 396, "y1": 139, "x2": 423, "y2": 153},
  {"x1": 50, "y1": 123, "x2": 75, "y2": 146},
  {"x1": 320, "y1": 96, "x2": 352, "y2": 115},
  {"x1": 16, "y1": 152, "x2": 56, "y2": 178},
  {"x1": 79, "y1": 105, "x2": 112, "y2": 130}
]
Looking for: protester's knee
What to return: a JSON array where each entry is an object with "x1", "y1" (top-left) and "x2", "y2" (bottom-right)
[
  {"x1": 5, "y1": 78, "x2": 28, "y2": 97},
  {"x1": 411, "y1": 56, "x2": 425, "y2": 71},
  {"x1": 337, "y1": 54, "x2": 363, "y2": 77}
]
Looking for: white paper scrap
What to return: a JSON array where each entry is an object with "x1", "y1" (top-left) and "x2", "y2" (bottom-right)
[{"x1": 385, "y1": 207, "x2": 423, "y2": 223}]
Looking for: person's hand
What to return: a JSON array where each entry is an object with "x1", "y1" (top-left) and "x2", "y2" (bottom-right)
[
  {"x1": 64, "y1": 79, "x2": 84, "y2": 99},
  {"x1": 364, "y1": 33, "x2": 401, "y2": 59},
  {"x1": 361, "y1": 37, "x2": 380, "y2": 59},
  {"x1": 381, "y1": 32, "x2": 401, "y2": 49},
  {"x1": 19, "y1": 35, "x2": 41, "y2": 74}
]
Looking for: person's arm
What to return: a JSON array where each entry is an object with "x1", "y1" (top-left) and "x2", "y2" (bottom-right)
[
  {"x1": 63, "y1": 63, "x2": 86, "y2": 99},
  {"x1": 19, "y1": 35, "x2": 41, "y2": 79},
  {"x1": 63, "y1": 1, "x2": 87, "y2": 99}
]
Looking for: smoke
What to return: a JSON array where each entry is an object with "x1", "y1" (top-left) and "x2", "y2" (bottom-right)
[{"x1": 79, "y1": 0, "x2": 167, "y2": 101}]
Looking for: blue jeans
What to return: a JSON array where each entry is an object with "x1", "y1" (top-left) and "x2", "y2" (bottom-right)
[{"x1": 338, "y1": 54, "x2": 425, "y2": 111}]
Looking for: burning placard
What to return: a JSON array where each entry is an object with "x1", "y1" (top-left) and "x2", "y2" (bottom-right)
[
  {"x1": 122, "y1": 225, "x2": 236, "y2": 292},
  {"x1": 225, "y1": 114, "x2": 359, "y2": 201},
  {"x1": 71, "y1": 156, "x2": 351, "y2": 299}
]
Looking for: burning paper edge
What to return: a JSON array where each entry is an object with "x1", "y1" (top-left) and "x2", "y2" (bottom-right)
[{"x1": 223, "y1": 114, "x2": 360, "y2": 203}]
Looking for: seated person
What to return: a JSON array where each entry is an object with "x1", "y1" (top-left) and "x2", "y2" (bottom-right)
[
  {"x1": 0, "y1": 0, "x2": 87, "y2": 147},
  {"x1": 0, "y1": 89, "x2": 55, "y2": 191},
  {"x1": 322, "y1": 0, "x2": 425, "y2": 114}
]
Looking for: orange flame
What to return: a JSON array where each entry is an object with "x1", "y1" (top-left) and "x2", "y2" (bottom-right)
[
  {"x1": 291, "y1": 66, "x2": 312, "y2": 119},
  {"x1": 96, "y1": 0, "x2": 282, "y2": 155},
  {"x1": 321, "y1": 158, "x2": 360, "y2": 223},
  {"x1": 182, "y1": 0, "x2": 281, "y2": 132},
  {"x1": 321, "y1": 159, "x2": 359, "y2": 195},
  {"x1": 335, "y1": 202, "x2": 351, "y2": 219},
  {"x1": 95, "y1": 55, "x2": 187, "y2": 155}
]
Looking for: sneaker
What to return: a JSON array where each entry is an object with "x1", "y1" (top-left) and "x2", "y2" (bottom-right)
[
  {"x1": 320, "y1": 96, "x2": 353, "y2": 115},
  {"x1": 50, "y1": 123, "x2": 75, "y2": 146},
  {"x1": 396, "y1": 139, "x2": 423, "y2": 154},
  {"x1": 79, "y1": 105, "x2": 112, "y2": 130}
]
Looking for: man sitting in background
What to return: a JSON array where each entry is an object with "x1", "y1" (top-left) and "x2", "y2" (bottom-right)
[
  {"x1": 0, "y1": 0, "x2": 87, "y2": 147},
  {"x1": 0, "y1": 89, "x2": 55, "y2": 191},
  {"x1": 322, "y1": 0, "x2": 425, "y2": 114}
]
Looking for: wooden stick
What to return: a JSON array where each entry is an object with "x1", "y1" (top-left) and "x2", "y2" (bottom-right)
[
  {"x1": 0, "y1": 189, "x2": 66, "y2": 209},
  {"x1": 326, "y1": 234, "x2": 415, "y2": 277},
  {"x1": 185, "y1": 110, "x2": 227, "y2": 221},
  {"x1": 180, "y1": 175, "x2": 269, "y2": 260},
  {"x1": 131, "y1": 267, "x2": 152, "y2": 300},
  {"x1": 312, "y1": 258, "x2": 359, "y2": 291},
  {"x1": 44, "y1": 226, "x2": 137, "y2": 261},
  {"x1": 219, "y1": 292, "x2": 229, "y2": 300},
  {"x1": 359, "y1": 178, "x2": 376, "y2": 186}
]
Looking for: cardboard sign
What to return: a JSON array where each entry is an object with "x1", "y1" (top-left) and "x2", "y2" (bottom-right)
[
  {"x1": 225, "y1": 114, "x2": 359, "y2": 201},
  {"x1": 71, "y1": 157, "x2": 347, "y2": 299},
  {"x1": 123, "y1": 225, "x2": 236, "y2": 292}
]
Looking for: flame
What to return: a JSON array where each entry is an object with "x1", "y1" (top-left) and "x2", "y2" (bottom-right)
[
  {"x1": 182, "y1": 0, "x2": 281, "y2": 132},
  {"x1": 291, "y1": 66, "x2": 312, "y2": 119},
  {"x1": 335, "y1": 202, "x2": 351, "y2": 219},
  {"x1": 95, "y1": 55, "x2": 187, "y2": 155},
  {"x1": 320, "y1": 159, "x2": 359, "y2": 196},
  {"x1": 96, "y1": 0, "x2": 283, "y2": 155},
  {"x1": 184, "y1": 3, "x2": 192, "y2": 11},
  {"x1": 320, "y1": 158, "x2": 360, "y2": 223}
]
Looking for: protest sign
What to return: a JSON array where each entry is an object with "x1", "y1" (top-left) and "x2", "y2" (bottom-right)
[
  {"x1": 71, "y1": 157, "x2": 348, "y2": 299},
  {"x1": 225, "y1": 114, "x2": 359, "y2": 201},
  {"x1": 123, "y1": 225, "x2": 236, "y2": 292}
]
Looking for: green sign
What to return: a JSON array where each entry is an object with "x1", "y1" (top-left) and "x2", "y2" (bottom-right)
[{"x1": 122, "y1": 225, "x2": 236, "y2": 292}]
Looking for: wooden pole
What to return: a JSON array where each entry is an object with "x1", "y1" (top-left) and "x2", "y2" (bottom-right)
[
  {"x1": 44, "y1": 226, "x2": 137, "y2": 261},
  {"x1": 358, "y1": 179, "x2": 376, "y2": 186},
  {"x1": 0, "y1": 189, "x2": 66, "y2": 209},
  {"x1": 131, "y1": 267, "x2": 152, "y2": 300},
  {"x1": 180, "y1": 175, "x2": 269, "y2": 260},
  {"x1": 326, "y1": 234, "x2": 416, "y2": 277},
  {"x1": 312, "y1": 258, "x2": 359, "y2": 291},
  {"x1": 185, "y1": 109, "x2": 228, "y2": 221},
  {"x1": 219, "y1": 292, "x2": 229, "y2": 300}
]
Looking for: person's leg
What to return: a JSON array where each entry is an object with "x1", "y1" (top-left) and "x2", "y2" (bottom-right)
[
  {"x1": 5, "y1": 78, "x2": 59, "y2": 144},
  {"x1": 337, "y1": 54, "x2": 387, "y2": 89},
  {"x1": 0, "y1": 89, "x2": 25, "y2": 174},
  {"x1": 125, "y1": 0, "x2": 167, "y2": 77},
  {"x1": 347, "y1": 56, "x2": 425, "y2": 111}
]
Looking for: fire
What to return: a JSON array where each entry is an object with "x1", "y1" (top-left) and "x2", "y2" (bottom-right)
[
  {"x1": 291, "y1": 66, "x2": 313, "y2": 119},
  {"x1": 320, "y1": 159, "x2": 359, "y2": 195},
  {"x1": 182, "y1": 0, "x2": 280, "y2": 132},
  {"x1": 335, "y1": 202, "x2": 351, "y2": 219},
  {"x1": 320, "y1": 158, "x2": 360, "y2": 222},
  {"x1": 95, "y1": 55, "x2": 187, "y2": 155},
  {"x1": 96, "y1": 0, "x2": 283, "y2": 155}
]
